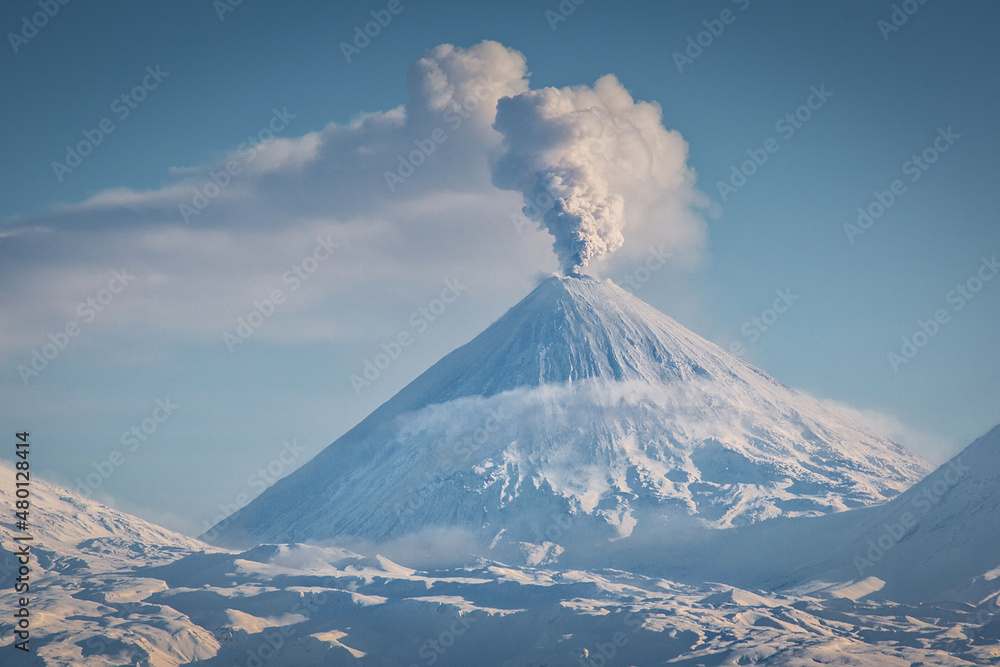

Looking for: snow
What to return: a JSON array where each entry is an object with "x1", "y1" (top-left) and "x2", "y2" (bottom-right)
[
  {"x1": 782, "y1": 422, "x2": 1000, "y2": 604},
  {"x1": 1, "y1": 426, "x2": 998, "y2": 665},
  {"x1": 2, "y1": 276, "x2": 996, "y2": 665},
  {"x1": 208, "y1": 275, "x2": 931, "y2": 551}
]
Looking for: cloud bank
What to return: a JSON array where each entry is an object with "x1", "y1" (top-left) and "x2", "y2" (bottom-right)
[{"x1": 0, "y1": 41, "x2": 707, "y2": 369}]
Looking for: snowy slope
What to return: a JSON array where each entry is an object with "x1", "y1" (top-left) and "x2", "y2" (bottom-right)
[
  {"x1": 588, "y1": 423, "x2": 1000, "y2": 608},
  {"x1": 0, "y1": 436, "x2": 995, "y2": 665},
  {"x1": 789, "y1": 422, "x2": 1000, "y2": 604},
  {"x1": 0, "y1": 460, "x2": 207, "y2": 573},
  {"x1": 208, "y1": 275, "x2": 930, "y2": 550},
  {"x1": 0, "y1": 460, "x2": 220, "y2": 666},
  {"x1": 4, "y1": 495, "x2": 996, "y2": 667},
  {"x1": 132, "y1": 544, "x2": 1000, "y2": 666}
]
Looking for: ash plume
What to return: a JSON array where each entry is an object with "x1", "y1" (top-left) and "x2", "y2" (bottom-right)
[{"x1": 490, "y1": 74, "x2": 700, "y2": 275}]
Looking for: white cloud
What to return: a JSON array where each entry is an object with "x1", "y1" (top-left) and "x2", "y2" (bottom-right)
[
  {"x1": 0, "y1": 41, "x2": 707, "y2": 370},
  {"x1": 820, "y1": 398, "x2": 958, "y2": 463}
]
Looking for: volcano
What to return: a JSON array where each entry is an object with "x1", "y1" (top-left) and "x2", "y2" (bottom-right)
[{"x1": 205, "y1": 275, "x2": 930, "y2": 551}]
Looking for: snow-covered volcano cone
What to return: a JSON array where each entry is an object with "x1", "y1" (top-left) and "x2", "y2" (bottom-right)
[{"x1": 205, "y1": 275, "x2": 930, "y2": 553}]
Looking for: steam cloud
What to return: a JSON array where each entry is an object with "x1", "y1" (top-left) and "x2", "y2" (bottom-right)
[
  {"x1": 1, "y1": 41, "x2": 706, "y2": 368},
  {"x1": 490, "y1": 74, "x2": 699, "y2": 275}
]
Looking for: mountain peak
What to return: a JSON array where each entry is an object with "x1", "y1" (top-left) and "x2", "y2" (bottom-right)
[
  {"x1": 402, "y1": 273, "x2": 730, "y2": 400},
  {"x1": 207, "y1": 277, "x2": 931, "y2": 549},
  {"x1": 349, "y1": 274, "x2": 719, "y2": 431}
]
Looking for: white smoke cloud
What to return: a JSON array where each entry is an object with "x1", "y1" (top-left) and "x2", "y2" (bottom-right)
[
  {"x1": 0, "y1": 42, "x2": 541, "y2": 362},
  {"x1": 0, "y1": 41, "x2": 707, "y2": 373},
  {"x1": 490, "y1": 74, "x2": 704, "y2": 275}
]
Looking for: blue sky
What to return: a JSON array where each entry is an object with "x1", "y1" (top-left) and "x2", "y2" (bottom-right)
[{"x1": 2, "y1": 0, "x2": 998, "y2": 535}]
